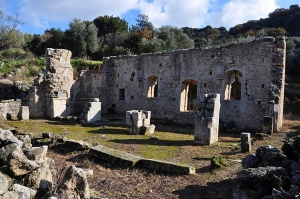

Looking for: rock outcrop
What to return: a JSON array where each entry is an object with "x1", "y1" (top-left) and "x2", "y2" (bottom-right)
[
  {"x1": 57, "y1": 165, "x2": 90, "y2": 199},
  {"x1": 235, "y1": 140, "x2": 300, "y2": 199}
]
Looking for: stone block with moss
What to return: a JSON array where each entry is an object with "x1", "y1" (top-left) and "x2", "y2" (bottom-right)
[
  {"x1": 139, "y1": 158, "x2": 195, "y2": 175},
  {"x1": 89, "y1": 145, "x2": 142, "y2": 167}
]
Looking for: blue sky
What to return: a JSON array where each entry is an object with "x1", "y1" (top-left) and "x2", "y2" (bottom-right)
[{"x1": 0, "y1": 0, "x2": 299, "y2": 34}]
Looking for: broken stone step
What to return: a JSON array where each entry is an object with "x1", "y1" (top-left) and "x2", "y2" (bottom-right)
[
  {"x1": 89, "y1": 145, "x2": 142, "y2": 167},
  {"x1": 138, "y1": 158, "x2": 195, "y2": 175},
  {"x1": 65, "y1": 139, "x2": 92, "y2": 150}
]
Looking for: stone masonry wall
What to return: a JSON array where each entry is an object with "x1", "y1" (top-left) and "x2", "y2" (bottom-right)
[
  {"x1": 0, "y1": 99, "x2": 21, "y2": 119},
  {"x1": 27, "y1": 37, "x2": 285, "y2": 132},
  {"x1": 26, "y1": 49, "x2": 74, "y2": 118},
  {"x1": 70, "y1": 70, "x2": 103, "y2": 115},
  {"x1": 99, "y1": 37, "x2": 285, "y2": 131}
]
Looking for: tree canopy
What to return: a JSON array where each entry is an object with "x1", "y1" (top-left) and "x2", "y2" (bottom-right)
[
  {"x1": 0, "y1": 10, "x2": 24, "y2": 50},
  {"x1": 93, "y1": 15, "x2": 128, "y2": 37}
]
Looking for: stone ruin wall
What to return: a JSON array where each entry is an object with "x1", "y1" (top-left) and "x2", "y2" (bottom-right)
[
  {"x1": 27, "y1": 37, "x2": 285, "y2": 132},
  {"x1": 101, "y1": 37, "x2": 285, "y2": 131},
  {"x1": 26, "y1": 49, "x2": 74, "y2": 118},
  {"x1": 70, "y1": 70, "x2": 103, "y2": 116},
  {"x1": 0, "y1": 99, "x2": 21, "y2": 119}
]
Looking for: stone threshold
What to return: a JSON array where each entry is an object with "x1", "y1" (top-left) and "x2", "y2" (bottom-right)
[{"x1": 89, "y1": 145, "x2": 195, "y2": 175}]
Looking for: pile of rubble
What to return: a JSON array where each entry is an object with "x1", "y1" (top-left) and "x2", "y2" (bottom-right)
[
  {"x1": 234, "y1": 136, "x2": 300, "y2": 198},
  {"x1": 0, "y1": 129, "x2": 91, "y2": 199}
]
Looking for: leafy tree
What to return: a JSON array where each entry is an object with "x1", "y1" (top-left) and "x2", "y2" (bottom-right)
[
  {"x1": 44, "y1": 28, "x2": 65, "y2": 48},
  {"x1": 25, "y1": 34, "x2": 44, "y2": 56},
  {"x1": 263, "y1": 27, "x2": 287, "y2": 36},
  {"x1": 86, "y1": 23, "x2": 99, "y2": 55},
  {"x1": 65, "y1": 19, "x2": 98, "y2": 58},
  {"x1": 138, "y1": 27, "x2": 152, "y2": 40},
  {"x1": 140, "y1": 37, "x2": 164, "y2": 53},
  {"x1": 245, "y1": 29, "x2": 255, "y2": 36},
  {"x1": 93, "y1": 15, "x2": 128, "y2": 37},
  {"x1": 140, "y1": 26, "x2": 194, "y2": 53},
  {"x1": 0, "y1": 10, "x2": 24, "y2": 50},
  {"x1": 135, "y1": 14, "x2": 154, "y2": 32}
]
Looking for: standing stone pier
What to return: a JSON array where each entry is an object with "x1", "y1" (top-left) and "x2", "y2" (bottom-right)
[
  {"x1": 27, "y1": 48, "x2": 74, "y2": 118},
  {"x1": 194, "y1": 94, "x2": 220, "y2": 145}
]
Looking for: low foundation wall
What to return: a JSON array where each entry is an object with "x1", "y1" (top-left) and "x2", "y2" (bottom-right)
[{"x1": 0, "y1": 99, "x2": 21, "y2": 119}]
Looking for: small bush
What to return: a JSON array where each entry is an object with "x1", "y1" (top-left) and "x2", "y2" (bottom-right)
[
  {"x1": 210, "y1": 156, "x2": 227, "y2": 169},
  {"x1": 0, "y1": 48, "x2": 27, "y2": 60}
]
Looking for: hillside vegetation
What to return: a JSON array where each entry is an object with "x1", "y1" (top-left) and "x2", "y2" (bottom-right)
[{"x1": 0, "y1": 4, "x2": 300, "y2": 102}]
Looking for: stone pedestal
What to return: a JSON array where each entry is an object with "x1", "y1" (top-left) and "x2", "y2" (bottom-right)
[
  {"x1": 51, "y1": 97, "x2": 68, "y2": 118},
  {"x1": 19, "y1": 106, "x2": 29, "y2": 120},
  {"x1": 143, "y1": 124, "x2": 155, "y2": 135},
  {"x1": 241, "y1": 132, "x2": 251, "y2": 152},
  {"x1": 194, "y1": 94, "x2": 220, "y2": 145},
  {"x1": 81, "y1": 98, "x2": 101, "y2": 124},
  {"x1": 126, "y1": 110, "x2": 152, "y2": 134}
]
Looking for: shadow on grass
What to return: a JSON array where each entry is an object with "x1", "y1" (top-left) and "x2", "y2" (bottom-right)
[
  {"x1": 286, "y1": 130, "x2": 300, "y2": 138},
  {"x1": 290, "y1": 125, "x2": 300, "y2": 130},
  {"x1": 154, "y1": 124, "x2": 194, "y2": 135},
  {"x1": 172, "y1": 179, "x2": 236, "y2": 199},
  {"x1": 87, "y1": 128, "x2": 127, "y2": 135},
  {"x1": 109, "y1": 138, "x2": 195, "y2": 146},
  {"x1": 45, "y1": 121, "x2": 78, "y2": 126}
]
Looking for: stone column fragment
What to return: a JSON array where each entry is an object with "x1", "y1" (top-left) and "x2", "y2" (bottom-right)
[{"x1": 241, "y1": 132, "x2": 251, "y2": 152}]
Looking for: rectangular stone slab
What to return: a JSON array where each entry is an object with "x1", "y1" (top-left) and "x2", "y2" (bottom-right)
[
  {"x1": 89, "y1": 145, "x2": 142, "y2": 167},
  {"x1": 139, "y1": 158, "x2": 195, "y2": 175}
]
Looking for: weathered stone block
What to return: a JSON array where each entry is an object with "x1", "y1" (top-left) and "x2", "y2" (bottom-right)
[
  {"x1": 194, "y1": 94, "x2": 220, "y2": 145},
  {"x1": 65, "y1": 139, "x2": 91, "y2": 150},
  {"x1": 139, "y1": 158, "x2": 195, "y2": 175},
  {"x1": 18, "y1": 106, "x2": 29, "y2": 120},
  {"x1": 89, "y1": 145, "x2": 142, "y2": 167},
  {"x1": 131, "y1": 111, "x2": 143, "y2": 120},
  {"x1": 143, "y1": 124, "x2": 155, "y2": 135},
  {"x1": 241, "y1": 133, "x2": 251, "y2": 152}
]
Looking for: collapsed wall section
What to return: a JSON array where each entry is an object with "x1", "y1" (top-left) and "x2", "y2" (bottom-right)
[{"x1": 27, "y1": 49, "x2": 74, "y2": 118}]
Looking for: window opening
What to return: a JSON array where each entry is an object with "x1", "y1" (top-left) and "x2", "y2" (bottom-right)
[
  {"x1": 230, "y1": 77, "x2": 241, "y2": 100},
  {"x1": 225, "y1": 70, "x2": 242, "y2": 100},
  {"x1": 147, "y1": 76, "x2": 158, "y2": 97},
  {"x1": 119, "y1": 89, "x2": 125, "y2": 100}
]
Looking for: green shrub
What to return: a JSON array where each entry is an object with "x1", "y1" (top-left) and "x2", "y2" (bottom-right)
[
  {"x1": 0, "y1": 48, "x2": 27, "y2": 60},
  {"x1": 210, "y1": 156, "x2": 227, "y2": 169}
]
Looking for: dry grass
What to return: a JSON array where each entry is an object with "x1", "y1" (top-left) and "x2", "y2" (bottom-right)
[{"x1": 2, "y1": 115, "x2": 300, "y2": 198}]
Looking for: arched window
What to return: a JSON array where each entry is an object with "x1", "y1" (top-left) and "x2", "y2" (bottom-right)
[
  {"x1": 225, "y1": 70, "x2": 242, "y2": 100},
  {"x1": 147, "y1": 76, "x2": 158, "y2": 97},
  {"x1": 180, "y1": 79, "x2": 198, "y2": 112}
]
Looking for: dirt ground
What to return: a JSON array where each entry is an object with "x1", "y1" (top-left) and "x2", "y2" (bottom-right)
[{"x1": 44, "y1": 117, "x2": 300, "y2": 199}]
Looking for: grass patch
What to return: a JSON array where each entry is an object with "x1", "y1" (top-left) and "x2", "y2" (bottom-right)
[
  {"x1": 4, "y1": 115, "x2": 291, "y2": 166},
  {"x1": 71, "y1": 59, "x2": 102, "y2": 72},
  {"x1": 1, "y1": 119, "x2": 197, "y2": 163}
]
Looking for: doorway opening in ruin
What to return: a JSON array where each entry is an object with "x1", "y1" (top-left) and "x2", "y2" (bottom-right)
[
  {"x1": 180, "y1": 79, "x2": 198, "y2": 112},
  {"x1": 225, "y1": 70, "x2": 242, "y2": 100},
  {"x1": 147, "y1": 76, "x2": 158, "y2": 97}
]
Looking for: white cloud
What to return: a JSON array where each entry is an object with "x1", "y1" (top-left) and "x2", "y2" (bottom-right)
[
  {"x1": 137, "y1": 0, "x2": 211, "y2": 28},
  {"x1": 14, "y1": 0, "x2": 282, "y2": 32},
  {"x1": 18, "y1": 0, "x2": 139, "y2": 30},
  {"x1": 207, "y1": 0, "x2": 279, "y2": 28}
]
